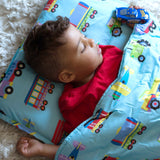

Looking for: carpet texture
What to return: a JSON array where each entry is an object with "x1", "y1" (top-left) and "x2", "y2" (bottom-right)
[{"x1": 0, "y1": 0, "x2": 160, "y2": 159}]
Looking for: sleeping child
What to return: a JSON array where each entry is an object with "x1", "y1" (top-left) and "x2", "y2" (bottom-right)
[{"x1": 16, "y1": 6, "x2": 139, "y2": 159}]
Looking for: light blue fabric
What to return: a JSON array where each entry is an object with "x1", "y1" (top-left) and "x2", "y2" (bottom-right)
[
  {"x1": 0, "y1": 0, "x2": 132, "y2": 145},
  {"x1": 55, "y1": 15, "x2": 160, "y2": 159}
]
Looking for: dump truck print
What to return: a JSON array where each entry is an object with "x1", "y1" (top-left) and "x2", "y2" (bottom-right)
[{"x1": 111, "y1": 117, "x2": 146, "y2": 150}]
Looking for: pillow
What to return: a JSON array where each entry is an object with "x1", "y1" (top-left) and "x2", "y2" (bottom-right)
[{"x1": 0, "y1": 0, "x2": 131, "y2": 144}]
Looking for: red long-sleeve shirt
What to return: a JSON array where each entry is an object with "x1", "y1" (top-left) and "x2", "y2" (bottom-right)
[{"x1": 59, "y1": 45, "x2": 123, "y2": 133}]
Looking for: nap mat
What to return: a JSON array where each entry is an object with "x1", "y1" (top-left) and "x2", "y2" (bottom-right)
[{"x1": 55, "y1": 16, "x2": 160, "y2": 160}]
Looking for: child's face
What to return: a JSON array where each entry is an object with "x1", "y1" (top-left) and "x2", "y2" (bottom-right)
[{"x1": 59, "y1": 24, "x2": 103, "y2": 84}]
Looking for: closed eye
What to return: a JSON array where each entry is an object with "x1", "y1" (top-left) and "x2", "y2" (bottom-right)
[{"x1": 81, "y1": 44, "x2": 86, "y2": 53}]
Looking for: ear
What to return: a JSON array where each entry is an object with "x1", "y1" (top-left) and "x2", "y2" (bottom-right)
[{"x1": 58, "y1": 70, "x2": 75, "y2": 83}]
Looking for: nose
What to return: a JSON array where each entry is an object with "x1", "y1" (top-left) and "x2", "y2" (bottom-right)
[{"x1": 88, "y1": 38, "x2": 94, "y2": 47}]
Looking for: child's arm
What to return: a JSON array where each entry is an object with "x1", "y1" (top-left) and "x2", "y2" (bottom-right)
[{"x1": 16, "y1": 137, "x2": 60, "y2": 159}]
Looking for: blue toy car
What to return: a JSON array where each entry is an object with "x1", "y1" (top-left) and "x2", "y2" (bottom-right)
[{"x1": 116, "y1": 7, "x2": 150, "y2": 24}]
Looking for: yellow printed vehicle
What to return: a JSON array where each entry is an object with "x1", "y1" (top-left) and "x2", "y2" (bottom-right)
[
  {"x1": 111, "y1": 66, "x2": 133, "y2": 100},
  {"x1": 141, "y1": 79, "x2": 160, "y2": 111}
]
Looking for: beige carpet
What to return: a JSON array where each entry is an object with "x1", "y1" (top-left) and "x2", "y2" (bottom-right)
[{"x1": 0, "y1": 0, "x2": 160, "y2": 159}]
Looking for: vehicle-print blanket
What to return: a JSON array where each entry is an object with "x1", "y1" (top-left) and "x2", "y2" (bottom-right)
[{"x1": 55, "y1": 16, "x2": 160, "y2": 160}]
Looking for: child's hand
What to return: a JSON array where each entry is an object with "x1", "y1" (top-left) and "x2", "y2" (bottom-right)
[{"x1": 127, "y1": 6, "x2": 142, "y2": 28}]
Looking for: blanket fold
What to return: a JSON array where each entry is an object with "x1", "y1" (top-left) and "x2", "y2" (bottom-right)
[{"x1": 56, "y1": 15, "x2": 160, "y2": 160}]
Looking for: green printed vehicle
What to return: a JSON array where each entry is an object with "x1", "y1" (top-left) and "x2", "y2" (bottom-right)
[
  {"x1": 107, "y1": 16, "x2": 122, "y2": 37},
  {"x1": 128, "y1": 39, "x2": 151, "y2": 62}
]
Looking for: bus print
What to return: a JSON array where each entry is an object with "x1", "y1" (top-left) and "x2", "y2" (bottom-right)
[
  {"x1": 69, "y1": 2, "x2": 97, "y2": 32},
  {"x1": 43, "y1": 0, "x2": 58, "y2": 12},
  {"x1": 24, "y1": 75, "x2": 55, "y2": 111},
  {"x1": 0, "y1": 60, "x2": 25, "y2": 99},
  {"x1": 84, "y1": 108, "x2": 112, "y2": 133},
  {"x1": 111, "y1": 117, "x2": 146, "y2": 150}
]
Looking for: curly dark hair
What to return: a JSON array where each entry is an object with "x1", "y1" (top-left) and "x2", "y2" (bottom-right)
[{"x1": 24, "y1": 16, "x2": 70, "y2": 81}]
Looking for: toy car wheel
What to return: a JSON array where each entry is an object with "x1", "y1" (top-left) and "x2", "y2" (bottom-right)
[
  {"x1": 112, "y1": 27, "x2": 122, "y2": 37},
  {"x1": 138, "y1": 55, "x2": 145, "y2": 62},
  {"x1": 140, "y1": 20, "x2": 146, "y2": 24},
  {"x1": 117, "y1": 17, "x2": 122, "y2": 21},
  {"x1": 5, "y1": 86, "x2": 13, "y2": 94},
  {"x1": 99, "y1": 124, "x2": 103, "y2": 128},
  {"x1": 122, "y1": 19, "x2": 127, "y2": 23},
  {"x1": 151, "y1": 99, "x2": 160, "y2": 110}
]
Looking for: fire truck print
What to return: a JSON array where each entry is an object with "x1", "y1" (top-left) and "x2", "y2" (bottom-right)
[
  {"x1": 58, "y1": 141, "x2": 85, "y2": 160},
  {"x1": 69, "y1": 2, "x2": 97, "y2": 32},
  {"x1": 0, "y1": 60, "x2": 25, "y2": 99},
  {"x1": 24, "y1": 75, "x2": 55, "y2": 111},
  {"x1": 111, "y1": 117, "x2": 147, "y2": 150},
  {"x1": 140, "y1": 78, "x2": 160, "y2": 111},
  {"x1": 84, "y1": 108, "x2": 113, "y2": 133},
  {"x1": 43, "y1": 0, "x2": 58, "y2": 12}
]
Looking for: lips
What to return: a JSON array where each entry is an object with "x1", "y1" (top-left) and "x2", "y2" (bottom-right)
[{"x1": 97, "y1": 46, "x2": 102, "y2": 55}]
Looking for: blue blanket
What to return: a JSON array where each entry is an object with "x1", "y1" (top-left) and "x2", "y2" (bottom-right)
[{"x1": 55, "y1": 17, "x2": 160, "y2": 160}]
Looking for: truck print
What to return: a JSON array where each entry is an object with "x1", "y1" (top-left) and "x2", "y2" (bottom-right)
[
  {"x1": 0, "y1": 60, "x2": 25, "y2": 99},
  {"x1": 136, "y1": 19, "x2": 156, "y2": 34},
  {"x1": 128, "y1": 39, "x2": 151, "y2": 62},
  {"x1": 107, "y1": 16, "x2": 122, "y2": 37},
  {"x1": 69, "y1": 2, "x2": 97, "y2": 32},
  {"x1": 43, "y1": 0, "x2": 58, "y2": 12},
  {"x1": 84, "y1": 108, "x2": 112, "y2": 133},
  {"x1": 140, "y1": 78, "x2": 160, "y2": 111},
  {"x1": 24, "y1": 75, "x2": 54, "y2": 111},
  {"x1": 111, "y1": 117, "x2": 146, "y2": 150}
]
